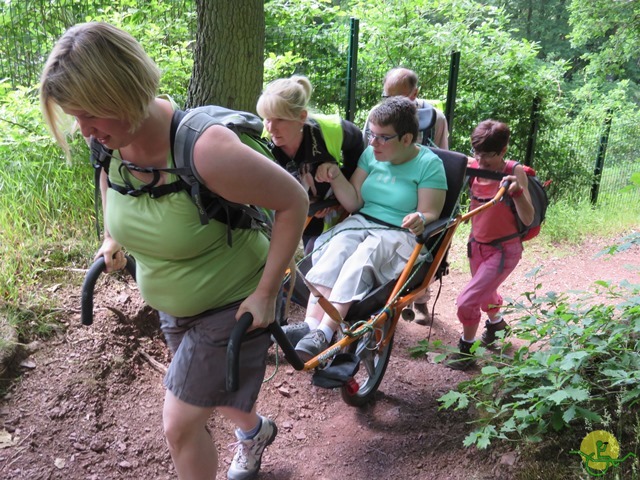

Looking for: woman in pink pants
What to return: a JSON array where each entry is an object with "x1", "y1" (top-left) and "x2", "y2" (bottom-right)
[{"x1": 448, "y1": 120, "x2": 534, "y2": 370}]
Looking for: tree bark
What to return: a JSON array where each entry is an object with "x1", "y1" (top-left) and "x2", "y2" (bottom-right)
[{"x1": 188, "y1": 0, "x2": 265, "y2": 113}]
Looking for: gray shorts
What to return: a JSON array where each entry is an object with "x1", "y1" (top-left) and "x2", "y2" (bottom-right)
[{"x1": 159, "y1": 303, "x2": 270, "y2": 411}]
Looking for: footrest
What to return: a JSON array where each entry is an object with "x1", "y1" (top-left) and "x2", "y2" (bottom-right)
[{"x1": 312, "y1": 353, "x2": 360, "y2": 389}]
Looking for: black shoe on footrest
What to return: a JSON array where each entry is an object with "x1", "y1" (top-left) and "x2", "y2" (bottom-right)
[{"x1": 312, "y1": 353, "x2": 360, "y2": 389}]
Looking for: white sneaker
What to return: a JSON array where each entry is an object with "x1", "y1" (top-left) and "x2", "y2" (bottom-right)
[{"x1": 227, "y1": 416, "x2": 277, "y2": 480}]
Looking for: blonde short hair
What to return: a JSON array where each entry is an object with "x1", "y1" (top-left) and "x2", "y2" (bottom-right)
[
  {"x1": 256, "y1": 75, "x2": 312, "y2": 121},
  {"x1": 40, "y1": 22, "x2": 160, "y2": 155}
]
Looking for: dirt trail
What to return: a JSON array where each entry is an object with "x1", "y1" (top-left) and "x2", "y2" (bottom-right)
[{"x1": 0, "y1": 235, "x2": 638, "y2": 479}]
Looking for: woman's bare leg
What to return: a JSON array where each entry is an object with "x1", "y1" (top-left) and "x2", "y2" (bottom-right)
[{"x1": 163, "y1": 390, "x2": 217, "y2": 480}]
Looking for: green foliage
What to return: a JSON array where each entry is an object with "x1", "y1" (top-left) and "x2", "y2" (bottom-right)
[
  {"x1": 568, "y1": 0, "x2": 640, "y2": 84},
  {"x1": 0, "y1": 1, "x2": 195, "y2": 102},
  {"x1": 488, "y1": 0, "x2": 577, "y2": 64},
  {"x1": 436, "y1": 280, "x2": 640, "y2": 450},
  {"x1": 540, "y1": 195, "x2": 640, "y2": 246},
  {"x1": 265, "y1": 0, "x2": 351, "y2": 114},
  {"x1": 88, "y1": 2, "x2": 195, "y2": 107},
  {"x1": 596, "y1": 232, "x2": 640, "y2": 258},
  {"x1": 0, "y1": 82, "x2": 96, "y2": 302}
]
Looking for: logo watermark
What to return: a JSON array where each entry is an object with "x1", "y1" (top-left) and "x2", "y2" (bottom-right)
[{"x1": 570, "y1": 430, "x2": 636, "y2": 476}]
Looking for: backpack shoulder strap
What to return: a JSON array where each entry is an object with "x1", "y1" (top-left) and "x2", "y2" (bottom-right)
[
  {"x1": 89, "y1": 137, "x2": 114, "y2": 239},
  {"x1": 172, "y1": 106, "x2": 264, "y2": 184},
  {"x1": 504, "y1": 159, "x2": 519, "y2": 175},
  {"x1": 416, "y1": 102, "x2": 436, "y2": 145},
  {"x1": 170, "y1": 106, "x2": 269, "y2": 243},
  {"x1": 466, "y1": 159, "x2": 482, "y2": 188}
]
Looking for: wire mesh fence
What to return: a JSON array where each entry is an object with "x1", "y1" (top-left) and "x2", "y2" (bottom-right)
[
  {"x1": 595, "y1": 116, "x2": 640, "y2": 209},
  {"x1": 264, "y1": 22, "x2": 352, "y2": 117},
  {"x1": 0, "y1": 0, "x2": 194, "y2": 87},
  {"x1": 1, "y1": 0, "x2": 637, "y2": 209},
  {"x1": 530, "y1": 115, "x2": 640, "y2": 210}
]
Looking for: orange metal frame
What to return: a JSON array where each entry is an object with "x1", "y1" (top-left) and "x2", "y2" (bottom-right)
[{"x1": 297, "y1": 184, "x2": 508, "y2": 370}]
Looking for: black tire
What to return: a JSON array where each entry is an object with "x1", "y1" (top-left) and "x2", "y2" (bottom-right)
[{"x1": 340, "y1": 319, "x2": 394, "y2": 407}]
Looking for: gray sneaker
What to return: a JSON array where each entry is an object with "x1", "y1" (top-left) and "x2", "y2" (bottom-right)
[
  {"x1": 227, "y1": 415, "x2": 278, "y2": 480},
  {"x1": 412, "y1": 302, "x2": 431, "y2": 326},
  {"x1": 295, "y1": 329, "x2": 329, "y2": 361},
  {"x1": 280, "y1": 322, "x2": 310, "y2": 346}
]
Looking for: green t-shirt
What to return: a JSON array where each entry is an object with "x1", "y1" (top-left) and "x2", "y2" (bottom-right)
[
  {"x1": 105, "y1": 153, "x2": 269, "y2": 318},
  {"x1": 358, "y1": 145, "x2": 447, "y2": 226}
]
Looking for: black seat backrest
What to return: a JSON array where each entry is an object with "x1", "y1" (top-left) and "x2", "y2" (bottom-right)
[
  {"x1": 427, "y1": 147, "x2": 468, "y2": 219},
  {"x1": 345, "y1": 148, "x2": 468, "y2": 322}
]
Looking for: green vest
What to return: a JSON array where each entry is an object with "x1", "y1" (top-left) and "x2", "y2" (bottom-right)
[{"x1": 311, "y1": 114, "x2": 344, "y2": 165}]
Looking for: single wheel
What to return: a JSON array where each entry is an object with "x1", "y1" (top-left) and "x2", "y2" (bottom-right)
[{"x1": 340, "y1": 319, "x2": 394, "y2": 407}]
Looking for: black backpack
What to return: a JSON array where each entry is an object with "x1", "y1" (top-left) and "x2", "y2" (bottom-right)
[
  {"x1": 415, "y1": 99, "x2": 437, "y2": 146},
  {"x1": 90, "y1": 105, "x2": 273, "y2": 246}
]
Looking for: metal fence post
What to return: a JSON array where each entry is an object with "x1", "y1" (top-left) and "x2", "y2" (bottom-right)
[
  {"x1": 591, "y1": 109, "x2": 613, "y2": 205},
  {"x1": 345, "y1": 17, "x2": 359, "y2": 122},
  {"x1": 444, "y1": 51, "x2": 460, "y2": 135},
  {"x1": 524, "y1": 96, "x2": 540, "y2": 167}
]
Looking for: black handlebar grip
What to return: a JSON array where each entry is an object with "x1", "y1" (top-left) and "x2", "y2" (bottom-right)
[
  {"x1": 80, "y1": 255, "x2": 137, "y2": 326},
  {"x1": 226, "y1": 314, "x2": 307, "y2": 393},
  {"x1": 226, "y1": 312, "x2": 254, "y2": 392},
  {"x1": 268, "y1": 322, "x2": 305, "y2": 371},
  {"x1": 81, "y1": 257, "x2": 106, "y2": 326}
]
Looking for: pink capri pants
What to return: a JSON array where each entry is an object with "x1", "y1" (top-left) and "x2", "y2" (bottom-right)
[{"x1": 456, "y1": 238, "x2": 523, "y2": 326}]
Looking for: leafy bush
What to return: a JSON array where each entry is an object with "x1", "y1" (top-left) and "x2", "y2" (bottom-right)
[{"x1": 433, "y1": 279, "x2": 640, "y2": 450}]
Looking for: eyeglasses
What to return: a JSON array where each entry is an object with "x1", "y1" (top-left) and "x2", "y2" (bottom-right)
[{"x1": 366, "y1": 130, "x2": 400, "y2": 144}]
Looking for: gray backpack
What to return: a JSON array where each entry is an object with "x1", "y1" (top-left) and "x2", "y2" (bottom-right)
[{"x1": 90, "y1": 105, "x2": 273, "y2": 245}]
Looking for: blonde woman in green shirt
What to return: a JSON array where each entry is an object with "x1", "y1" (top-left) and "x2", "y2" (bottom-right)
[{"x1": 41, "y1": 22, "x2": 308, "y2": 480}]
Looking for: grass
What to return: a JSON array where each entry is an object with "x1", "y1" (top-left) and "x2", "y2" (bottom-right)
[
  {"x1": 0, "y1": 87, "x2": 98, "y2": 338},
  {"x1": 447, "y1": 194, "x2": 640, "y2": 273}
]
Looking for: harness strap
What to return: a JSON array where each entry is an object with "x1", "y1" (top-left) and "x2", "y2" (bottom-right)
[
  {"x1": 89, "y1": 138, "x2": 113, "y2": 239},
  {"x1": 107, "y1": 178, "x2": 185, "y2": 198},
  {"x1": 170, "y1": 109, "x2": 211, "y2": 226},
  {"x1": 358, "y1": 212, "x2": 403, "y2": 229},
  {"x1": 468, "y1": 233, "x2": 521, "y2": 274},
  {"x1": 470, "y1": 194, "x2": 495, "y2": 203},
  {"x1": 92, "y1": 164, "x2": 102, "y2": 239}
]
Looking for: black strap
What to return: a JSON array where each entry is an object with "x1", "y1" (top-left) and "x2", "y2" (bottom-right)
[
  {"x1": 470, "y1": 194, "x2": 495, "y2": 203},
  {"x1": 170, "y1": 109, "x2": 187, "y2": 153},
  {"x1": 466, "y1": 166, "x2": 511, "y2": 181},
  {"x1": 93, "y1": 140, "x2": 191, "y2": 198},
  {"x1": 89, "y1": 138, "x2": 113, "y2": 240},
  {"x1": 358, "y1": 212, "x2": 403, "y2": 229},
  {"x1": 468, "y1": 233, "x2": 521, "y2": 273}
]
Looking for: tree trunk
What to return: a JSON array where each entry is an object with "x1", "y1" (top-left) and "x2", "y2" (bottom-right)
[{"x1": 188, "y1": 0, "x2": 264, "y2": 113}]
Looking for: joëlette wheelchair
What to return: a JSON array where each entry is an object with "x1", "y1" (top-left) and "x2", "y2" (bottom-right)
[{"x1": 81, "y1": 147, "x2": 510, "y2": 407}]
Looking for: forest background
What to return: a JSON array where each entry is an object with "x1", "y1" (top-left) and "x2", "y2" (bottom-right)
[{"x1": 0, "y1": 0, "x2": 639, "y2": 469}]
